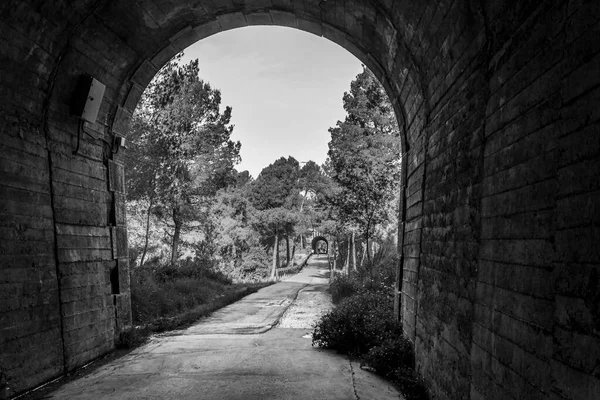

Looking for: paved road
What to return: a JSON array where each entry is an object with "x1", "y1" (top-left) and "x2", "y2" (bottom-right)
[{"x1": 44, "y1": 255, "x2": 402, "y2": 400}]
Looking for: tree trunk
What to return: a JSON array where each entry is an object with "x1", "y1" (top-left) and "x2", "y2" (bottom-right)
[
  {"x1": 366, "y1": 227, "x2": 373, "y2": 282},
  {"x1": 351, "y1": 231, "x2": 357, "y2": 271},
  {"x1": 286, "y1": 235, "x2": 290, "y2": 266},
  {"x1": 299, "y1": 189, "x2": 307, "y2": 212},
  {"x1": 139, "y1": 198, "x2": 153, "y2": 267},
  {"x1": 366, "y1": 227, "x2": 371, "y2": 265},
  {"x1": 271, "y1": 234, "x2": 279, "y2": 279},
  {"x1": 171, "y1": 206, "x2": 182, "y2": 267},
  {"x1": 277, "y1": 233, "x2": 281, "y2": 268},
  {"x1": 360, "y1": 242, "x2": 366, "y2": 268},
  {"x1": 290, "y1": 243, "x2": 296, "y2": 267},
  {"x1": 345, "y1": 237, "x2": 350, "y2": 275},
  {"x1": 332, "y1": 241, "x2": 337, "y2": 273}
]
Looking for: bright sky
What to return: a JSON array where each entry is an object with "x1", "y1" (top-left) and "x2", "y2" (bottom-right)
[{"x1": 180, "y1": 26, "x2": 363, "y2": 178}]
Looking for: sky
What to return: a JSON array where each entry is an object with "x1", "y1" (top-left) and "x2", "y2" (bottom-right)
[{"x1": 179, "y1": 26, "x2": 363, "y2": 178}]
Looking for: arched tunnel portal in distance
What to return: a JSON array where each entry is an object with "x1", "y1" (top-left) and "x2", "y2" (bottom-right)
[
  {"x1": 1, "y1": 1, "x2": 599, "y2": 398},
  {"x1": 311, "y1": 236, "x2": 329, "y2": 254}
]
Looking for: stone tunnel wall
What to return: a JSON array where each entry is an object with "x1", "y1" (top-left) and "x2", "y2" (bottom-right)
[
  {"x1": 472, "y1": 1, "x2": 600, "y2": 399},
  {"x1": 0, "y1": 0, "x2": 599, "y2": 399},
  {"x1": 0, "y1": 1, "x2": 133, "y2": 395}
]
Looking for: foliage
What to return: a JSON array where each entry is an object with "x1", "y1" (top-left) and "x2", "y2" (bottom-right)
[
  {"x1": 314, "y1": 244, "x2": 428, "y2": 399},
  {"x1": 151, "y1": 258, "x2": 231, "y2": 285},
  {"x1": 238, "y1": 247, "x2": 271, "y2": 279},
  {"x1": 252, "y1": 207, "x2": 299, "y2": 241},
  {"x1": 362, "y1": 337, "x2": 414, "y2": 376},
  {"x1": 248, "y1": 156, "x2": 300, "y2": 210},
  {"x1": 390, "y1": 368, "x2": 430, "y2": 400},
  {"x1": 326, "y1": 66, "x2": 401, "y2": 264},
  {"x1": 120, "y1": 264, "x2": 270, "y2": 349},
  {"x1": 201, "y1": 188, "x2": 255, "y2": 263},
  {"x1": 312, "y1": 291, "x2": 401, "y2": 355},
  {"x1": 359, "y1": 243, "x2": 399, "y2": 290},
  {"x1": 126, "y1": 53, "x2": 240, "y2": 265},
  {"x1": 328, "y1": 274, "x2": 360, "y2": 304},
  {"x1": 129, "y1": 257, "x2": 270, "y2": 326}
]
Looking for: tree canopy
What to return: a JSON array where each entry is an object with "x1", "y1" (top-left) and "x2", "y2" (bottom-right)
[
  {"x1": 326, "y1": 66, "x2": 401, "y2": 263},
  {"x1": 126, "y1": 55, "x2": 241, "y2": 265},
  {"x1": 248, "y1": 156, "x2": 300, "y2": 210}
]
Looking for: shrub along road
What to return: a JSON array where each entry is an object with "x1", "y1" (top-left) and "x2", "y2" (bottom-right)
[{"x1": 43, "y1": 255, "x2": 403, "y2": 400}]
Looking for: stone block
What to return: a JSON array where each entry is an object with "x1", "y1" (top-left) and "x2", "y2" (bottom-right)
[
  {"x1": 114, "y1": 292, "x2": 132, "y2": 334},
  {"x1": 555, "y1": 227, "x2": 600, "y2": 264},
  {"x1": 114, "y1": 226, "x2": 128, "y2": 259},
  {"x1": 169, "y1": 26, "x2": 200, "y2": 53},
  {"x1": 150, "y1": 43, "x2": 178, "y2": 70},
  {"x1": 108, "y1": 160, "x2": 125, "y2": 193},
  {"x1": 554, "y1": 294, "x2": 598, "y2": 334},
  {"x1": 216, "y1": 12, "x2": 247, "y2": 30},
  {"x1": 553, "y1": 263, "x2": 600, "y2": 303},
  {"x1": 297, "y1": 18, "x2": 322, "y2": 37},
  {"x1": 558, "y1": 158, "x2": 600, "y2": 197},
  {"x1": 481, "y1": 210, "x2": 554, "y2": 240},
  {"x1": 479, "y1": 239, "x2": 555, "y2": 267},
  {"x1": 131, "y1": 60, "x2": 158, "y2": 88},
  {"x1": 117, "y1": 258, "x2": 130, "y2": 294},
  {"x1": 111, "y1": 106, "x2": 132, "y2": 137},
  {"x1": 194, "y1": 19, "x2": 221, "y2": 40},
  {"x1": 114, "y1": 192, "x2": 126, "y2": 226},
  {"x1": 551, "y1": 359, "x2": 600, "y2": 400},
  {"x1": 269, "y1": 10, "x2": 296, "y2": 28},
  {"x1": 553, "y1": 326, "x2": 600, "y2": 373},
  {"x1": 123, "y1": 83, "x2": 144, "y2": 112},
  {"x1": 246, "y1": 12, "x2": 273, "y2": 26}
]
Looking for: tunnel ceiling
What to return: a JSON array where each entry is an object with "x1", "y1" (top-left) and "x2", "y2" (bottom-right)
[{"x1": 1, "y1": 0, "x2": 488, "y2": 160}]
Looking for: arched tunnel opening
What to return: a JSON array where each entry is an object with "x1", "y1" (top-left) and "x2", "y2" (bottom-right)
[
  {"x1": 1, "y1": 1, "x2": 599, "y2": 399},
  {"x1": 311, "y1": 236, "x2": 329, "y2": 254}
]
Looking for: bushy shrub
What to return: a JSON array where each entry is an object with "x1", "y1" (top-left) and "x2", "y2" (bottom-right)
[
  {"x1": 238, "y1": 247, "x2": 270, "y2": 281},
  {"x1": 151, "y1": 258, "x2": 231, "y2": 284},
  {"x1": 130, "y1": 262, "x2": 230, "y2": 324},
  {"x1": 329, "y1": 274, "x2": 360, "y2": 303},
  {"x1": 312, "y1": 291, "x2": 401, "y2": 355},
  {"x1": 361, "y1": 336, "x2": 414, "y2": 376},
  {"x1": 390, "y1": 367, "x2": 429, "y2": 400},
  {"x1": 314, "y1": 263, "x2": 429, "y2": 400}
]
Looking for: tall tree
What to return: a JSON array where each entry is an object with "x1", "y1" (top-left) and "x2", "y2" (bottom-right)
[
  {"x1": 248, "y1": 156, "x2": 300, "y2": 210},
  {"x1": 295, "y1": 161, "x2": 333, "y2": 248},
  {"x1": 248, "y1": 157, "x2": 303, "y2": 273},
  {"x1": 125, "y1": 112, "x2": 161, "y2": 266},
  {"x1": 126, "y1": 55, "x2": 240, "y2": 266},
  {"x1": 327, "y1": 66, "x2": 401, "y2": 265},
  {"x1": 252, "y1": 208, "x2": 299, "y2": 278}
]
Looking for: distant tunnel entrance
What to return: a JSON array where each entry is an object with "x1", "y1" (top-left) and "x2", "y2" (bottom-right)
[{"x1": 311, "y1": 236, "x2": 328, "y2": 254}]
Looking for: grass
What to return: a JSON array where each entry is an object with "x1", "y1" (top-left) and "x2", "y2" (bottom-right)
[
  {"x1": 118, "y1": 262, "x2": 271, "y2": 348},
  {"x1": 17, "y1": 261, "x2": 273, "y2": 399}
]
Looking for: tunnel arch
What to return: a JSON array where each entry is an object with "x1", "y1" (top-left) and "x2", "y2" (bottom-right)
[
  {"x1": 2, "y1": 1, "x2": 599, "y2": 399},
  {"x1": 311, "y1": 236, "x2": 328, "y2": 254},
  {"x1": 104, "y1": 9, "x2": 422, "y2": 156},
  {"x1": 10, "y1": 2, "x2": 471, "y2": 391}
]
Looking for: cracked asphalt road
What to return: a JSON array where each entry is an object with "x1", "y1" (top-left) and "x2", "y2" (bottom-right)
[{"x1": 43, "y1": 255, "x2": 402, "y2": 400}]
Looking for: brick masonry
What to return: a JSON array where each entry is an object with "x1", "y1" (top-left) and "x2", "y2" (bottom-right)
[{"x1": 0, "y1": 0, "x2": 598, "y2": 399}]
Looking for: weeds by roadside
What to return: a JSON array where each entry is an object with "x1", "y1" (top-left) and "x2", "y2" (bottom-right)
[
  {"x1": 313, "y1": 251, "x2": 429, "y2": 400},
  {"x1": 118, "y1": 260, "x2": 272, "y2": 349}
]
